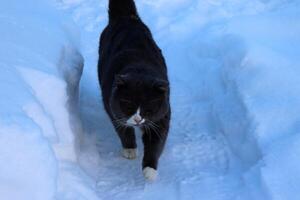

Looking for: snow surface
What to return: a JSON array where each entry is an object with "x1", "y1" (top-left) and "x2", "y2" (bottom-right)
[{"x1": 1, "y1": 0, "x2": 300, "y2": 199}]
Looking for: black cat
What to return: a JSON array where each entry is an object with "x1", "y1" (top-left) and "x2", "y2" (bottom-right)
[{"x1": 98, "y1": 0, "x2": 170, "y2": 180}]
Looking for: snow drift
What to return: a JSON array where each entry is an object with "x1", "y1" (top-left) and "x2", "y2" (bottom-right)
[{"x1": 0, "y1": 0, "x2": 98, "y2": 199}]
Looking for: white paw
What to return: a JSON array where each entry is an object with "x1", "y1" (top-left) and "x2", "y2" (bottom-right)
[
  {"x1": 122, "y1": 148, "x2": 137, "y2": 160},
  {"x1": 143, "y1": 167, "x2": 157, "y2": 181}
]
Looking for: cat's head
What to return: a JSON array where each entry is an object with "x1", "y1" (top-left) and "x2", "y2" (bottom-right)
[{"x1": 110, "y1": 73, "x2": 169, "y2": 127}]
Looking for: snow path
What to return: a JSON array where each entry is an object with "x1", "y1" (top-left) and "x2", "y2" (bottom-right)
[{"x1": 57, "y1": 0, "x2": 276, "y2": 199}]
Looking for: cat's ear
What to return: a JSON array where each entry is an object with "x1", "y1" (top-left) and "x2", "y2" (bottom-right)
[
  {"x1": 154, "y1": 79, "x2": 169, "y2": 93},
  {"x1": 115, "y1": 74, "x2": 128, "y2": 86}
]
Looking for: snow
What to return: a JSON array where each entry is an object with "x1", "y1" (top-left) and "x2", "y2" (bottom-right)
[
  {"x1": 0, "y1": 0, "x2": 97, "y2": 199},
  {"x1": 0, "y1": 0, "x2": 300, "y2": 199}
]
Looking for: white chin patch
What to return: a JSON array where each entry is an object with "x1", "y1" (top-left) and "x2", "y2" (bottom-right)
[
  {"x1": 126, "y1": 107, "x2": 145, "y2": 126},
  {"x1": 122, "y1": 148, "x2": 137, "y2": 160},
  {"x1": 143, "y1": 167, "x2": 157, "y2": 181}
]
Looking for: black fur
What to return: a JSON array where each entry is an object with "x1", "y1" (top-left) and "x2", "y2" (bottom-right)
[
  {"x1": 108, "y1": 0, "x2": 138, "y2": 22},
  {"x1": 98, "y1": 0, "x2": 170, "y2": 171}
]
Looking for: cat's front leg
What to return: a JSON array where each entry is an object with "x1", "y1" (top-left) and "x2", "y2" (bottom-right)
[
  {"x1": 113, "y1": 124, "x2": 137, "y2": 160},
  {"x1": 142, "y1": 118, "x2": 169, "y2": 180}
]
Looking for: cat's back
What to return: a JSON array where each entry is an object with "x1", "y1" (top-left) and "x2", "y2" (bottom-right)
[
  {"x1": 100, "y1": 17, "x2": 156, "y2": 61},
  {"x1": 98, "y1": 17, "x2": 165, "y2": 83}
]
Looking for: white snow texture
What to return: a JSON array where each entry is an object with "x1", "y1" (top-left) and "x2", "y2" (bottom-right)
[{"x1": 0, "y1": 0, "x2": 299, "y2": 199}]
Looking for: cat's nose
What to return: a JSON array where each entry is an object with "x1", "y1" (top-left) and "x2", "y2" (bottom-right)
[{"x1": 134, "y1": 115, "x2": 142, "y2": 124}]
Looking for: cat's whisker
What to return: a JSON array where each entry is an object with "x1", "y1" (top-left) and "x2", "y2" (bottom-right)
[
  {"x1": 112, "y1": 118, "x2": 126, "y2": 124},
  {"x1": 119, "y1": 124, "x2": 128, "y2": 134},
  {"x1": 147, "y1": 123, "x2": 163, "y2": 142},
  {"x1": 115, "y1": 123, "x2": 123, "y2": 131},
  {"x1": 113, "y1": 119, "x2": 123, "y2": 127},
  {"x1": 147, "y1": 120, "x2": 160, "y2": 129},
  {"x1": 113, "y1": 118, "x2": 130, "y2": 134},
  {"x1": 149, "y1": 127, "x2": 152, "y2": 142},
  {"x1": 147, "y1": 120, "x2": 160, "y2": 131},
  {"x1": 142, "y1": 125, "x2": 151, "y2": 142},
  {"x1": 146, "y1": 125, "x2": 152, "y2": 142},
  {"x1": 113, "y1": 118, "x2": 129, "y2": 131},
  {"x1": 145, "y1": 120, "x2": 161, "y2": 140}
]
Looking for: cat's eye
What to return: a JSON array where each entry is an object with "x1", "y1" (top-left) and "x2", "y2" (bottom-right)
[
  {"x1": 149, "y1": 98, "x2": 162, "y2": 103},
  {"x1": 144, "y1": 110, "x2": 152, "y2": 115},
  {"x1": 120, "y1": 99, "x2": 131, "y2": 103},
  {"x1": 120, "y1": 99, "x2": 136, "y2": 113}
]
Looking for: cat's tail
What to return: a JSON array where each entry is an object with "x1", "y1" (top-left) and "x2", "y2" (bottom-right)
[{"x1": 109, "y1": 0, "x2": 139, "y2": 22}]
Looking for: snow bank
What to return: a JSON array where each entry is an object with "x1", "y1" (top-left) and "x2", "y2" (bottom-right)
[
  {"x1": 0, "y1": 0, "x2": 98, "y2": 199},
  {"x1": 225, "y1": 3, "x2": 300, "y2": 199},
  {"x1": 167, "y1": 0, "x2": 300, "y2": 198}
]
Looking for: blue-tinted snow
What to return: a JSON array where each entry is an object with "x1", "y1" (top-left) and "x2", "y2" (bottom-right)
[{"x1": 0, "y1": 0, "x2": 299, "y2": 199}]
